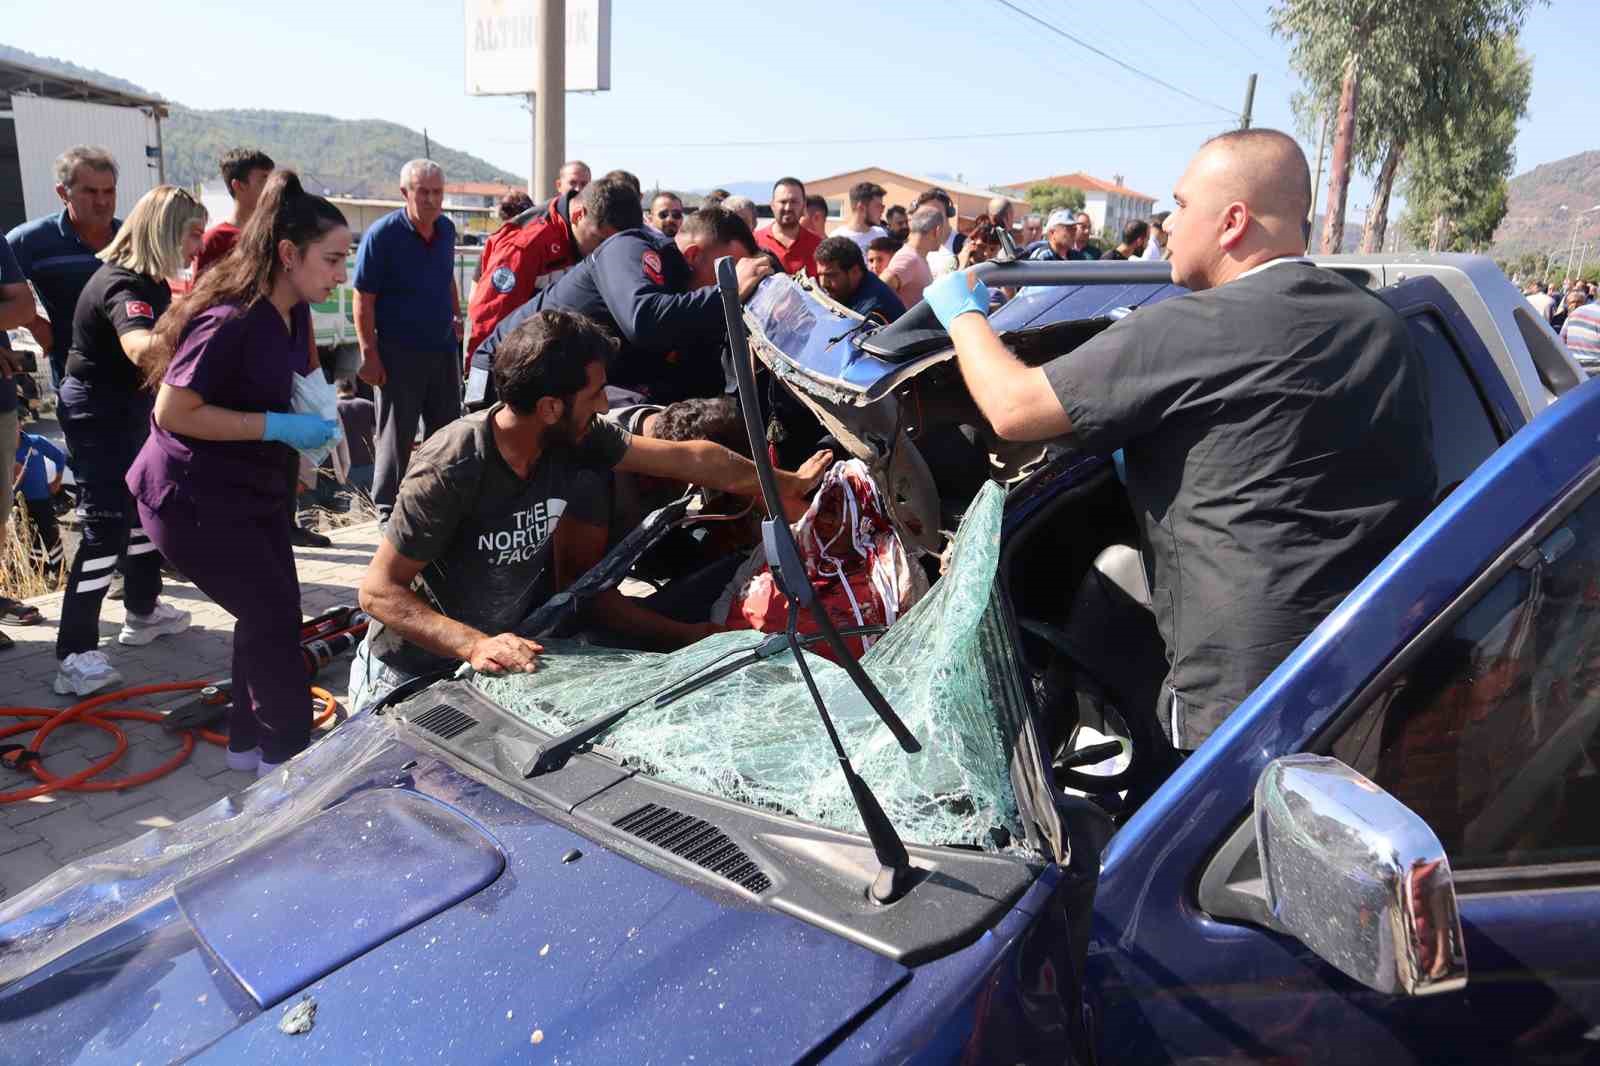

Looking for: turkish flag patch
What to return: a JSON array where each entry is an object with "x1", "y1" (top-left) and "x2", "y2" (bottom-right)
[
  {"x1": 125, "y1": 299, "x2": 154, "y2": 320},
  {"x1": 641, "y1": 250, "x2": 664, "y2": 285}
]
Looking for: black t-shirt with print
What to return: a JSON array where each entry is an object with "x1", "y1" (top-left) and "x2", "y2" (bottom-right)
[
  {"x1": 373, "y1": 404, "x2": 630, "y2": 672},
  {"x1": 1045, "y1": 260, "x2": 1437, "y2": 748},
  {"x1": 65, "y1": 263, "x2": 169, "y2": 403}
]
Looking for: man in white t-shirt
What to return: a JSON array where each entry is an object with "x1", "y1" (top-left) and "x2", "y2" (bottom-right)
[
  {"x1": 1524, "y1": 280, "x2": 1556, "y2": 322},
  {"x1": 831, "y1": 181, "x2": 889, "y2": 252}
]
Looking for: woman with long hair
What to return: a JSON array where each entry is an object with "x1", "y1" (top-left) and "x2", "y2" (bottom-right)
[
  {"x1": 53, "y1": 185, "x2": 207, "y2": 696},
  {"x1": 127, "y1": 169, "x2": 345, "y2": 776}
]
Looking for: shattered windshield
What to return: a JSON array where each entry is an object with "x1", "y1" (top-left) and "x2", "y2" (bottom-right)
[{"x1": 475, "y1": 482, "x2": 1027, "y2": 850}]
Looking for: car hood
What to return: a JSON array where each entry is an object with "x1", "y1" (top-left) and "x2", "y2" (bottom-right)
[{"x1": 0, "y1": 714, "x2": 911, "y2": 1065}]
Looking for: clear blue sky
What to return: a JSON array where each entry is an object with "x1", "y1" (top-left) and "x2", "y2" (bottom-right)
[{"x1": 7, "y1": 0, "x2": 1589, "y2": 217}]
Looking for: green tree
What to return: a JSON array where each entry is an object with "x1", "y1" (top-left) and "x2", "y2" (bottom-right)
[
  {"x1": 1025, "y1": 184, "x2": 1085, "y2": 217},
  {"x1": 1398, "y1": 36, "x2": 1531, "y2": 253},
  {"x1": 1272, "y1": 0, "x2": 1539, "y2": 254}
]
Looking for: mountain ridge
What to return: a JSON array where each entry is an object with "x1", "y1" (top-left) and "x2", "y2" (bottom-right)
[
  {"x1": 1492, "y1": 149, "x2": 1600, "y2": 258},
  {"x1": 0, "y1": 44, "x2": 522, "y2": 198}
]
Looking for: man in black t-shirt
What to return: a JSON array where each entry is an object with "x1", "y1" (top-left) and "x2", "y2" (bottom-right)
[
  {"x1": 923, "y1": 128, "x2": 1437, "y2": 750},
  {"x1": 1099, "y1": 219, "x2": 1150, "y2": 261},
  {"x1": 352, "y1": 309, "x2": 829, "y2": 711}
]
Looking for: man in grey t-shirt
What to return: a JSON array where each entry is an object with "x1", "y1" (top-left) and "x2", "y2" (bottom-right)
[
  {"x1": 921, "y1": 129, "x2": 1436, "y2": 749},
  {"x1": 352, "y1": 309, "x2": 830, "y2": 710}
]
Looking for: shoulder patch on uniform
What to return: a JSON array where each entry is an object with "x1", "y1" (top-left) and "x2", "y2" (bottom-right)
[
  {"x1": 125, "y1": 299, "x2": 153, "y2": 319},
  {"x1": 490, "y1": 266, "x2": 516, "y2": 293},
  {"x1": 641, "y1": 250, "x2": 664, "y2": 285}
]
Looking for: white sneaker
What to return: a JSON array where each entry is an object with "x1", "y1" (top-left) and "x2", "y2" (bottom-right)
[
  {"x1": 257, "y1": 759, "x2": 285, "y2": 779},
  {"x1": 54, "y1": 650, "x2": 124, "y2": 697},
  {"x1": 225, "y1": 746, "x2": 262, "y2": 772},
  {"x1": 118, "y1": 602, "x2": 192, "y2": 646}
]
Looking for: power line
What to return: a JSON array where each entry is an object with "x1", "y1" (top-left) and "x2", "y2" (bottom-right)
[
  {"x1": 994, "y1": 0, "x2": 1195, "y2": 110},
  {"x1": 1227, "y1": 0, "x2": 1279, "y2": 41},
  {"x1": 1183, "y1": 0, "x2": 1270, "y2": 64},
  {"x1": 534, "y1": 120, "x2": 1229, "y2": 151},
  {"x1": 989, "y1": 0, "x2": 1238, "y2": 117}
]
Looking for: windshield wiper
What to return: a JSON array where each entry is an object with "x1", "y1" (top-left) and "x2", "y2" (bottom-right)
[
  {"x1": 524, "y1": 626, "x2": 887, "y2": 777},
  {"x1": 716, "y1": 258, "x2": 921, "y2": 905}
]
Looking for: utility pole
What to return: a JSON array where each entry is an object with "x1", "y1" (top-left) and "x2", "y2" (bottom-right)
[
  {"x1": 533, "y1": 0, "x2": 566, "y2": 200},
  {"x1": 1306, "y1": 112, "x2": 1329, "y2": 252},
  {"x1": 423, "y1": 128, "x2": 432, "y2": 160},
  {"x1": 526, "y1": 94, "x2": 537, "y2": 197},
  {"x1": 1239, "y1": 74, "x2": 1257, "y2": 130}
]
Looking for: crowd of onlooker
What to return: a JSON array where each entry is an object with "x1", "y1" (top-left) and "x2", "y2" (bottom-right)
[{"x1": 1523, "y1": 276, "x2": 1600, "y2": 360}]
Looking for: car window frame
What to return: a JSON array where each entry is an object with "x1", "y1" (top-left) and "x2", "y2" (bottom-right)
[
  {"x1": 1310, "y1": 460, "x2": 1600, "y2": 891},
  {"x1": 1399, "y1": 302, "x2": 1510, "y2": 491},
  {"x1": 1200, "y1": 459, "x2": 1600, "y2": 922}
]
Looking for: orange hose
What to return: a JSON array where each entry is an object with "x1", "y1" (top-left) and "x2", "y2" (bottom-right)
[{"x1": 0, "y1": 683, "x2": 342, "y2": 803}]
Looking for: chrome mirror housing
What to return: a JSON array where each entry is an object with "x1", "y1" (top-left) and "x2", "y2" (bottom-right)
[{"x1": 1254, "y1": 754, "x2": 1467, "y2": 997}]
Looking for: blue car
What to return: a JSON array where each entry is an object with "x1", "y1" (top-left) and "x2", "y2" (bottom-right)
[{"x1": 2, "y1": 255, "x2": 1595, "y2": 1065}]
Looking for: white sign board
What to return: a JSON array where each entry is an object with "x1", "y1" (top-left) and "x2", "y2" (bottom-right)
[
  {"x1": 464, "y1": 0, "x2": 611, "y2": 95},
  {"x1": 12, "y1": 95, "x2": 160, "y2": 222}
]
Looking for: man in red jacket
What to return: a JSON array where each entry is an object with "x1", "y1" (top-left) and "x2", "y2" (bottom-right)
[{"x1": 466, "y1": 188, "x2": 593, "y2": 365}]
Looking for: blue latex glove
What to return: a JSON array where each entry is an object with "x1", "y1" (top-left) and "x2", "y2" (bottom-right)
[
  {"x1": 262, "y1": 411, "x2": 339, "y2": 451},
  {"x1": 924, "y1": 268, "x2": 992, "y2": 327}
]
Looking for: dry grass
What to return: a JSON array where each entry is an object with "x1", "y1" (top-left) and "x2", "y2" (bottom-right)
[
  {"x1": 299, "y1": 483, "x2": 382, "y2": 532},
  {"x1": 1, "y1": 503, "x2": 59, "y2": 600}
]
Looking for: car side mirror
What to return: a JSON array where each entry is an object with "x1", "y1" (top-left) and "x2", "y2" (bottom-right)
[{"x1": 1254, "y1": 754, "x2": 1467, "y2": 997}]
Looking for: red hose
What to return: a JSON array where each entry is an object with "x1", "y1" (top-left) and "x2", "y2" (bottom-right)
[{"x1": 0, "y1": 683, "x2": 341, "y2": 804}]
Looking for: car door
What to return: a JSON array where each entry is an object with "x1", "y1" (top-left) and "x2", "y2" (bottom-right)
[
  {"x1": 1081, "y1": 377, "x2": 1600, "y2": 1062},
  {"x1": 1180, "y1": 465, "x2": 1600, "y2": 1065}
]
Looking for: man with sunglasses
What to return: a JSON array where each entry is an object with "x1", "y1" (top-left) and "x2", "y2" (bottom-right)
[{"x1": 649, "y1": 192, "x2": 685, "y2": 239}]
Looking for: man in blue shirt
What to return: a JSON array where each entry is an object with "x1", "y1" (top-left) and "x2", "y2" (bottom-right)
[
  {"x1": 6, "y1": 146, "x2": 121, "y2": 387},
  {"x1": 813, "y1": 236, "x2": 905, "y2": 324},
  {"x1": 353, "y1": 158, "x2": 463, "y2": 518},
  {"x1": 0, "y1": 236, "x2": 44, "y2": 640}
]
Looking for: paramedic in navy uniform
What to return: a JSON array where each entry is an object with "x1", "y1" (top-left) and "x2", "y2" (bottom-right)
[
  {"x1": 922, "y1": 128, "x2": 1438, "y2": 752},
  {"x1": 469, "y1": 183, "x2": 773, "y2": 405},
  {"x1": 52, "y1": 186, "x2": 208, "y2": 698}
]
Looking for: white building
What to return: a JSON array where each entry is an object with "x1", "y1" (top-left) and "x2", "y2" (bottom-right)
[
  {"x1": 0, "y1": 56, "x2": 168, "y2": 232},
  {"x1": 999, "y1": 171, "x2": 1158, "y2": 240}
]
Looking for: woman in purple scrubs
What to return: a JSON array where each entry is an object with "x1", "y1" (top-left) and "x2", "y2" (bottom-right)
[{"x1": 128, "y1": 171, "x2": 347, "y2": 777}]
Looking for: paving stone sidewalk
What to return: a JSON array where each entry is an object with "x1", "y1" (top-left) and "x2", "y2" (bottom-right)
[{"x1": 0, "y1": 523, "x2": 381, "y2": 903}]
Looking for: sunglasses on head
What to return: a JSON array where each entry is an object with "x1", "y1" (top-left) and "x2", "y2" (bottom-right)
[{"x1": 657, "y1": 209, "x2": 684, "y2": 219}]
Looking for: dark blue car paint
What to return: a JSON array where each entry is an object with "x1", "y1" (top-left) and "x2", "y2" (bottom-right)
[
  {"x1": 1085, "y1": 374, "x2": 1600, "y2": 1062},
  {"x1": 5, "y1": 272, "x2": 1597, "y2": 1063},
  {"x1": 174, "y1": 788, "x2": 506, "y2": 1009}
]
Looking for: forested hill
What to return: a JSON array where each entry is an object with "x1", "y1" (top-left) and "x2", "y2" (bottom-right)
[
  {"x1": 162, "y1": 108, "x2": 523, "y2": 198},
  {"x1": 1, "y1": 44, "x2": 523, "y2": 198}
]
